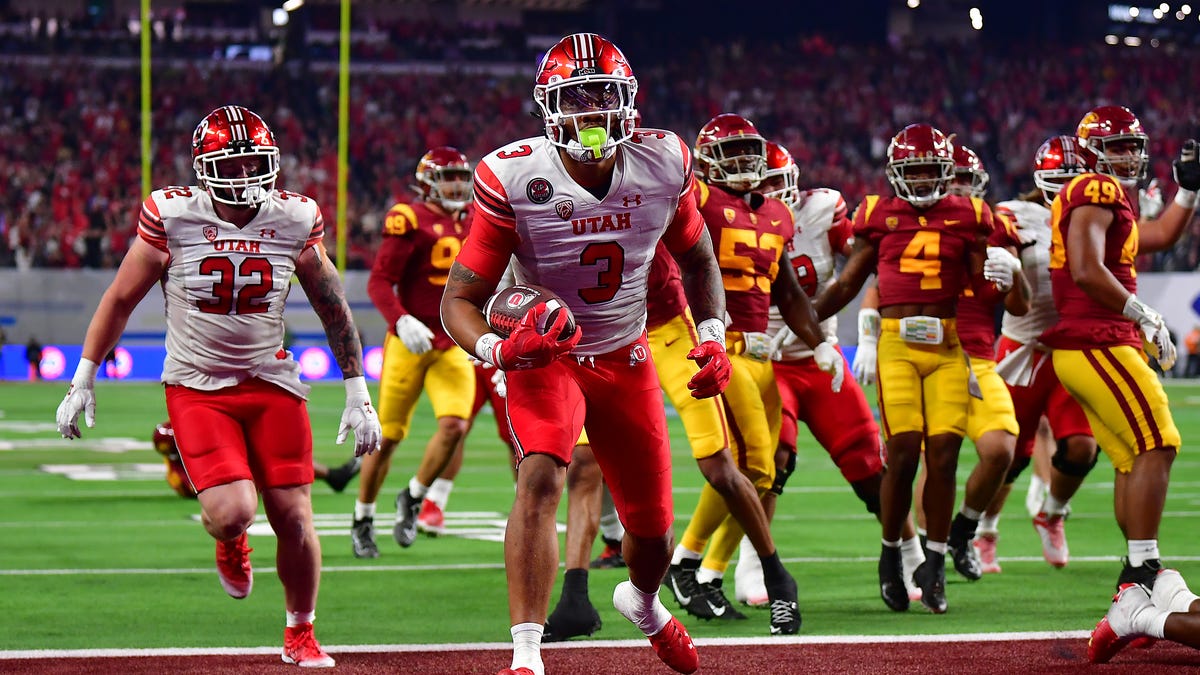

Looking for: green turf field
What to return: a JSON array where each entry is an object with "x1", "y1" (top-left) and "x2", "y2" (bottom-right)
[{"x1": 2, "y1": 379, "x2": 1199, "y2": 649}]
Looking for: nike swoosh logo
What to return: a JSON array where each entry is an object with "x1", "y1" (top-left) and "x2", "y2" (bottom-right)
[
  {"x1": 670, "y1": 578, "x2": 691, "y2": 604},
  {"x1": 944, "y1": 219, "x2": 960, "y2": 225},
  {"x1": 664, "y1": 338, "x2": 680, "y2": 348},
  {"x1": 706, "y1": 599, "x2": 726, "y2": 617}
]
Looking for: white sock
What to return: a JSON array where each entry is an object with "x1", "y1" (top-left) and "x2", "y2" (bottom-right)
[
  {"x1": 408, "y1": 477, "x2": 429, "y2": 501},
  {"x1": 427, "y1": 478, "x2": 453, "y2": 509},
  {"x1": 599, "y1": 488, "x2": 625, "y2": 541},
  {"x1": 615, "y1": 581, "x2": 672, "y2": 635},
  {"x1": 354, "y1": 501, "x2": 375, "y2": 520},
  {"x1": 979, "y1": 513, "x2": 1000, "y2": 534},
  {"x1": 286, "y1": 610, "x2": 315, "y2": 627},
  {"x1": 1128, "y1": 540, "x2": 1160, "y2": 567},
  {"x1": 900, "y1": 536, "x2": 926, "y2": 568},
  {"x1": 926, "y1": 540, "x2": 948, "y2": 555},
  {"x1": 1044, "y1": 493, "x2": 1069, "y2": 517},
  {"x1": 510, "y1": 623, "x2": 544, "y2": 675},
  {"x1": 695, "y1": 566, "x2": 721, "y2": 585},
  {"x1": 671, "y1": 545, "x2": 702, "y2": 566},
  {"x1": 960, "y1": 505, "x2": 983, "y2": 521}
]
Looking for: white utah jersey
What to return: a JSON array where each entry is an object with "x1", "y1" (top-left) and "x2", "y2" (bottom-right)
[
  {"x1": 996, "y1": 199, "x2": 1057, "y2": 344},
  {"x1": 137, "y1": 186, "x2": 324, "y2": 397},
  {"x1": 474, "y1": 131, "x2": 695, "y2": 355},
  {"x1": 768, "y1": 188, "x2": 849, "y2": 361}
]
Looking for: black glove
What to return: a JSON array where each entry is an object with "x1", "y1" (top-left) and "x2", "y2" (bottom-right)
[{"x1": 1172, "y1": 139, "x2": 1200, "y2": 191}]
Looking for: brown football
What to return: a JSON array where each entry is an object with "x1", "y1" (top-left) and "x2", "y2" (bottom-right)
[{"x1": 484, "y1": 284, "x2": 577, "y2": 340}]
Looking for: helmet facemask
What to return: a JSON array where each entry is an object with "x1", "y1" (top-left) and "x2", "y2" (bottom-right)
[
  {"x1": 1084, "y1": 135, "x2": 1149, "y2": 186},
  {"x1": 535, "y1": 78, "x2": 637, "y2": 164},
  {"x1": 698, "y1": 136, "x2": 767, "y2": 192},
  {"x1": 419, "y1": 166, "x2": 473, "y2": 211},
  {"x1": 761, "y1": 165, "x2": 800, "y2": 206},
  {"x1": 194, "y1": 141, "x2": 280, "y2": 207},
  {"x1": 886, "y1": 157, "x2": 954, "y2": 207},
  {"x1": 949, "y1": 166, "x2": 988, "y2": 198}
]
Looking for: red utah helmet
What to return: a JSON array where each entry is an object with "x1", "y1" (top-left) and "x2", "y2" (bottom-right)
[
  {"x1": 1034, "y1": 135, "x2": 1087, "y2": 205},
  {"x1": 191, "y1": 105, "x2": 279, "y2": 207},
  {"x1": 885, "y1": 124, "x2": 955, "y2": 207},
  {"x1": 533, "y1": 33, "x2": 638, "y2": 163},
  {"x1": 695, "y1": 113, "x2": 768, "y2": 192},
  {"x1": 950, "y1": 143, "x2": 989, "y2": 198},
  {"x1": 415, "y1": 146, "x2": 472, "y2": 212},
  {"x1": 760, "y1": 141, "x2": 800, "y2": 206},
  {"x1": 1075, "y1": 105, "x2": 1148, "y2": 182},
  {"x1": 152, "y1": 421, "x2": 197, "y2": 499}
]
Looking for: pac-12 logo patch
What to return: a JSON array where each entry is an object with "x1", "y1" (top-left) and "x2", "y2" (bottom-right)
[
  {"x1": 555, "y1": 200, "x2": 575, "y2": 220},
  {"x1": 202, "y1": 225, "x2": 218, "y2": 242},
  {"x1": 527, "y1": 177, "x2": 554, "y2": 204}
]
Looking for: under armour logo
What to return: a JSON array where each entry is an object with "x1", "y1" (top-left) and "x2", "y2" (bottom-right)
[
  {"x1": 260, "y1": 229, "x2": 276, "y2": 239},
  {"x1": 622, "y1": 194, "x2": 643, "y2": 207}
]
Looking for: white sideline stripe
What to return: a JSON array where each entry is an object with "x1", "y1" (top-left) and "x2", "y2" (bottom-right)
[
  {"x1": 0, "y1": 631, "x2": 1092, "y2": 660},
  {"x1": 8, "y1": 555, "x2": 1200, "y2": 576}
]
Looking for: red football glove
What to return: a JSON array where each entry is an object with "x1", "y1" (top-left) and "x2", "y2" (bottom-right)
[
  {"x1": 686, "y1": 341, "x2": 731, "y2": 399},
  {"x1": 492, "y1": 303, "x2": 582, "y2": 371}
]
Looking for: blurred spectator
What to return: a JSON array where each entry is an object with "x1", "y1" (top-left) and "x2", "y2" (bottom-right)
[
  {"x1": 1186, "y1": 325, "x2": 1200, "y2": 378},
  {"x1": 25, "y1": 336, "x2": 42, "y2": 381}
]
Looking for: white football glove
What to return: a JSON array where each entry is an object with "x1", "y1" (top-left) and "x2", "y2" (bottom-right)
[
  {"x1": 395, "y1": 314, "x2": 435, "y2": 355},
  {"x1": 1122, "y1": 295, "x2": 1177, "y2": 370},
  {"x1": 337, "y1": 376, "x2": 382, "y2": 457},
  {"x1": 853, "y1": 308, "x2": 880, "y2": 386},
  {"x1": 984, "y1": 247, "x2": 1022, "y2": 292},
  {"x1": 813, "y1": 341, "x2": 844, "y2": 393},
  {"x1": 742, "y1": 331, "x2": 773, "y2": 362},
  {"x1": 56, "y1": 358, "x2": 98, "y2": 439},
  {"x1": 769, "y1": 326, "x2": 799, "y2": 361},
  {"x1": 491, "y1": 368, "x2": 507, "y2": 399},
  {"x1": 1139, "y1": 179, "x2": 1164, "y2": 220}
]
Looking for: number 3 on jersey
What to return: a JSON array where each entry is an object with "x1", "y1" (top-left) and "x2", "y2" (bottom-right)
[{"x1": 899, "y1": 230, "x2": 942, "y2": 290}]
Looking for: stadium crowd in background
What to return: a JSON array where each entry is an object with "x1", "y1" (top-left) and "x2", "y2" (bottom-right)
[{"x1": 3, "y1": 18, "x2": 1200, "y2": 272}]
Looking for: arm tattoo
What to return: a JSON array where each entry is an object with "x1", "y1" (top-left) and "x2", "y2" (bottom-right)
[
  {"x1": 674, "y1": 231, "x2": 726, "y2": 322},
  {"x1": 297, "y1": 247, "x2": 363, "y2": 378}
]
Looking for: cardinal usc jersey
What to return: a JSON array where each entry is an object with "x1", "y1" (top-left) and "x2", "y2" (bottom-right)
[
  {"x1": 645, "y1": 241, "x2": 688, "y2": 330},
  {"x1": 696, "y1": 181, "x2": 795, "y2": 333},
  {"x1": 368, "y1": 200, "x2": 470, "y2": 350},
  {"x1": 137, "y1": 185, "x2": 322, "y2": 398},
  {"x1": 460, "y1": 131, "x2": 704, "y2": 355},
  {"x1": 997, "y1": 199, "x2": 1056, "y2": 345},
  {"x1": 956, "y1": 212, "x2": 1021, "y2": 360},
  {"x1": 769, "y1": 188, "x2": 851, "y2": 360},
  {"x1": 853, "y1": 194, "x2": 993, "y2": 309},
  {"x1": 1041, "y1": 173, "x2": 1141, "y2": 350}
]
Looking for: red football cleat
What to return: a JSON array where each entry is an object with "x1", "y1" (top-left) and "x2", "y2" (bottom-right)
[
  {"x1": 216, "y1": 532, "x2": 253, "y2": 599},
  {"x1": 417, "y1": 499, "x2": 445, "y2": 535},
  {"x1": 647, "y1": 616, "x2": 699, "y2": 674},
  {"x1": 282, "y1": 622, "x2": 335, "y2": 668}
]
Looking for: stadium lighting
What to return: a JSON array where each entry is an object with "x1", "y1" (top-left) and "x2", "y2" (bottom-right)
[
  {"x1": 272, "y1": 8, "x2": 289, "y2": 26},
  {"x1": 1160, "y1": 2, "x2": 1170, "y2": 10},
  {"x1": 1179, "y1": 9, "x2": 1187, "y2": 17},
  {"x1": 1124, "y1": 35, "x2": 1143, "y2": 45},
  {"x1": 1184, "y1": 3, "x2": 1193, "y2": 13},
  {"x1": 1105, "y1": 34, "x2": 1120, "y2": 43},
  {"x1": 907, "y1": 0, "x2": 920, "y2": 7},
  {"x1": 1130, "y1": 6, "x2": 1140, "y2": 16},
  {"x1": 969, "y1": 7, "x2": 983, "y2": 29},
  {"x1": 282, "y1": 0, "x2": 304, "y2": 11},
  {"x1": 1154, "y1": 8, "x2": 1164, "y2": 17}
]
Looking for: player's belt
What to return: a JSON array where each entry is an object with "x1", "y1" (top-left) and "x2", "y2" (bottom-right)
[{"x1": 881, "y1": 316, "x2": 957, "y2": 345}]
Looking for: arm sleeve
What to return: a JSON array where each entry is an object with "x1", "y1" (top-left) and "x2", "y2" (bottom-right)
[
  {"x1": 136, "y1": 196, "x2": 168, "y2": 252},
  {"x1": 662, "y1": 174, "x2": 705, "y2": 254},
  {"x1": 304, "y1": 205, "x2": 325, "y2": 249},
  {"x1": 367, "y1": 233, "x2": 416, "y2": 327}
]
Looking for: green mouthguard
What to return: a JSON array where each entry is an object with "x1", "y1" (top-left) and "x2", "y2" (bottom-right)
[{"x1": 578, "y1": 127, "x2": 608, "y2": 159}]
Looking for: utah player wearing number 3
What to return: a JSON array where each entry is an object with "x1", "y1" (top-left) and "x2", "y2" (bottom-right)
[
  {"x1": 440, "y1": 33, "x2": 722, "y2": 675},
  {"x1": 54, "y1": 105, "x2": 382, "y2": 668},
  {"x1": 814, "y1": 123, "x2": 997, "y2": 615}
]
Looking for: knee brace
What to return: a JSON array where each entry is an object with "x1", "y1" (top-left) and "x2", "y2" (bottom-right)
[
  {"x1": 1004, "y1": 454, "x2": 1031, "y2": 484},
  {"x1": 769, "y1": 450, "x2": 797, "y2": 496},
  {"x1": 1052, "y1": 439, "x2": 1099, "y2": 477}
]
